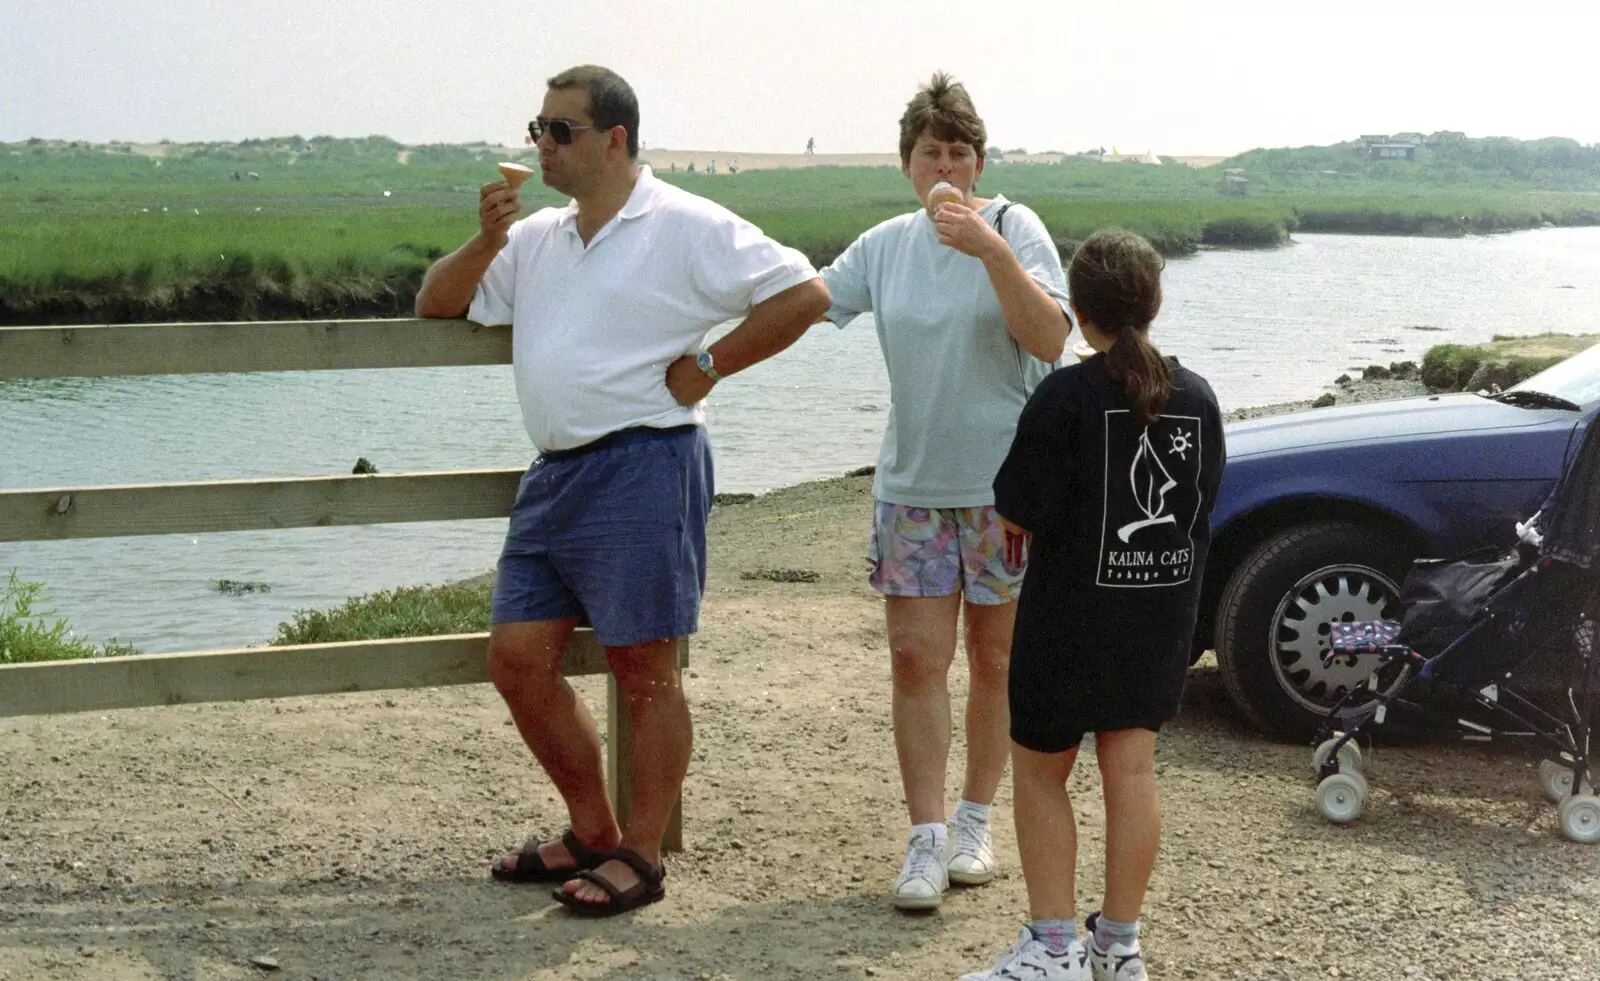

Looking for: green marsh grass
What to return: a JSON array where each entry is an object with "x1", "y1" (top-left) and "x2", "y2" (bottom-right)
[
  {"x1": 5, "y1": 141, "x2": 1600, "y2": 324},
  {"x1": 270, "y1": 582, "x2": 491, "y2": 646}
]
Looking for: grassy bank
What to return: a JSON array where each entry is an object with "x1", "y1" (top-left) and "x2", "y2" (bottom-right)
[
  {"x1": 6, "y1": 140, "x2": 1600, "y2": 325},
  {"x1": 0, "y1": 569, "x2": 489, "y2": 664},
  {"x1": 269, "y1": 582, "x2": 490, "y2": 645},
  {"x1": 1421, "y1": 332, "x2": 1598, "y2": 391},
  {"x1": 0, "y1": 572, "x2": 137, "y2": 664},
  {"x1": 1296, "y1": 195, "x2": 1600, "y2": 237},
  {"x1": 13, "y1": 191, "x2": 1600, "y2": 325}
]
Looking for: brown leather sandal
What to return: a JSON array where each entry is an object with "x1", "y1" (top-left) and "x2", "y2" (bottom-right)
[
  {"x1": 489, "y1": 829, "x2": 609, "y2": 883},
  {"x1": 550, "y1": 847, "x2": 666, "y2": 917}
]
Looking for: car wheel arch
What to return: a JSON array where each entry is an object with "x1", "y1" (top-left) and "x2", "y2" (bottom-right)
[{"x1": 1197, "y1": 497, "x2": 1429, "y2": 660}]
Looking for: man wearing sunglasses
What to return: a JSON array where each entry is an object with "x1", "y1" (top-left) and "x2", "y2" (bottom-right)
[{"x1": 416, "y1": 64, "x2": 830, "y2": 916}]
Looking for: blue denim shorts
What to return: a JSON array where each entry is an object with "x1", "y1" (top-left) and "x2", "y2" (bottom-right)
[{"x1": 491, "y1": 425, "x2": 714, "y2": 647}]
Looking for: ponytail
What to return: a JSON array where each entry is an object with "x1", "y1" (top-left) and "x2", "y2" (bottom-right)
[
  {"x1": 1067, "y1": 228, "x2": 1171, "y2": 425},
  {"x1": 1104, "y1": 326, "x2": 1173, "y2": 426}
]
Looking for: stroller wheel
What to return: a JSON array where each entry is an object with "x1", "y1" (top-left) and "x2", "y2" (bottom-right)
[
  {"x1": 1314, "y1": 736, "x2": 1363, "y2": 776},
  {"x1": 1316, "y1": 772, "x2": 1368, "y2": 825},
  {"x1": 1538, "y1": 759, "x2": 1594, "y2": 804},
  {"x1": 1557, "y1": 795, "x2": 1600, "y2": 844}
]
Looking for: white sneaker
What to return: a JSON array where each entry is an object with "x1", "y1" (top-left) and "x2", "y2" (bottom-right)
[
  {"x1": 957, "y1": 927, "x2": 1090, "y2": 981},
  {"x1": 891, "y1": 827, "x2": 949, "y2": 910},
  {"x1": 947, "y1": 812, "x2": 997, "y2": 885},
  {"x1": 1084, "y1": 912, "x2": 1148, "y2": 981}
]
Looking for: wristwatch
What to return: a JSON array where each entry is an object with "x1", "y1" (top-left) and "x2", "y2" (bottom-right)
[{"x1": 695, "y1": 349, "x2": 722, "y2": 382}]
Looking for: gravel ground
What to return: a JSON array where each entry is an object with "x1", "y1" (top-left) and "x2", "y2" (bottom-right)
[{"x1": 5, "y1": 385, "x2": 1599, "y2": 981}]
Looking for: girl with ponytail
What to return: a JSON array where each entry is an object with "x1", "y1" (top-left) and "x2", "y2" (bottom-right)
[
  {"x1": 1074, "y1": 229, "x2": 1174, "y2": 427},
  {"x1": 965, "y1": 229, "x2": 1226, "y2": 981}
]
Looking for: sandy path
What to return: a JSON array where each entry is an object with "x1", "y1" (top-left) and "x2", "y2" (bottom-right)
[{"x1": 3, "y1": 474, "x2": 1599, "y2": 980}]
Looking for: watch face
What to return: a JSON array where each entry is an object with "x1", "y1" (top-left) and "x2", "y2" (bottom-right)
[{"x1": 697, "y1": 351, "x2": 715, "y2": 375}]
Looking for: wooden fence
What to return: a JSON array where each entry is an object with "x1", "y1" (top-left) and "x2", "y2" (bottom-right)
[{"x1": 0, "y1": 317, "x2": 683, "y2": 850}]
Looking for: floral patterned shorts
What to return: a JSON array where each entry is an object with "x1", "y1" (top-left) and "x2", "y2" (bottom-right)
[{"x1": 867, "y1": 501, "x2": 1025, "y2": 605}]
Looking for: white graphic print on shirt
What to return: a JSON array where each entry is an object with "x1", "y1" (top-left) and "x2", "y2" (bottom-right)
[{"x1": 1098, "y1": 410, "x2": 1205, "y2": 588}]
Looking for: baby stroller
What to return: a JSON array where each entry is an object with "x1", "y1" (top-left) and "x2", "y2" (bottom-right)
[{"x1": 1310, "y1": 419, "x2": 1600, "y2": 843}]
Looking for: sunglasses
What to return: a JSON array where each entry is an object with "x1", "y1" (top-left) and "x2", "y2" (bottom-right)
[{"x1": 528, "y1": 117, "x2": 604, "y2": 146}]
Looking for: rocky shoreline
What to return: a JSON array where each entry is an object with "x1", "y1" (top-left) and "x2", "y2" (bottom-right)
[{"x1": 1226, "y1": 361, "x2": 1430, "y2": 422}]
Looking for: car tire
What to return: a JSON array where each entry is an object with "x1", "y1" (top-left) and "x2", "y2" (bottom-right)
[{"x1": 1214, "y1": 521, "x2": 1415, "y2": 740}]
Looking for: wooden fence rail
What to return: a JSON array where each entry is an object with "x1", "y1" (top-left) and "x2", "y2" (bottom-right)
[
  {"x1": 0, "y1": 317, "x2": 684, "y2": 849},
  {"x1": 0, "y1": 469, "x2": 524, "y2": 543},
  {"x1": 0, "y1": 318, "x2": 511, "y2": 379}
]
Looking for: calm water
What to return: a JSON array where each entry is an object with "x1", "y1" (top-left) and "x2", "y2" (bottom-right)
[{"x1": 4, "y1": 229, "x2": 1599, "y2": 652}]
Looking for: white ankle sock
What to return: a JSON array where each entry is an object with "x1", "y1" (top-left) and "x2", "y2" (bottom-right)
[
  {"x1": 953, "y1": 799, "x2": 991, "y2": 824},
  {"x1": 911, "y1": 822, "x2": 948, "y2": 848}
]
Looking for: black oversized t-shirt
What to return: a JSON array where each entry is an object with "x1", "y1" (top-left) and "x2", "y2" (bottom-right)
[{"x1": 994, "y1": 354, "x2": 1226, "y2": 743}]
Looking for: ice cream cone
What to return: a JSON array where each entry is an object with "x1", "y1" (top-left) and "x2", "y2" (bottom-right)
[
  {"x1": 498, "y1": 162, "x2": 534, "y2": 189},
  {"x1": 927, "y1": 181, "x2": 964, "y2": 214}
]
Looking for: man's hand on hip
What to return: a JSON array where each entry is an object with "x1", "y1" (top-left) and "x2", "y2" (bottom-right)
[
  {"x1": 666, "y1": 355, "x2": 716, "y2": 405},
  {"x1": 661, "y1": 279, "x2": 830, "y2": 404}
]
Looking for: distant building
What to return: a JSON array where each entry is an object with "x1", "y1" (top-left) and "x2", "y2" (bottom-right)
[
  {"x1": 1367, "y1": 142, "x2": 1417, "y2": 162},
  {"x1": 1357, "y1": 133, "x2": 1418, "y2": 161},
  {"x1": 1221, "y1": 168, "x2": 1248, "y2": 196},
  {"x1": 1096, "y1": 149, "x2": 1162, "y2": 165}
]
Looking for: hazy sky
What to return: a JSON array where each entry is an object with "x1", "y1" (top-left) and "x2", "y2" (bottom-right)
[{"x1": 4, "y1": 1, "x2": 1597, "y2": 156}]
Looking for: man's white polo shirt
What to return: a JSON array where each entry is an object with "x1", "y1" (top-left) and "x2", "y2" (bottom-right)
[{"x1": 468, "y1": 166, "x2": 818, "y2": 453}]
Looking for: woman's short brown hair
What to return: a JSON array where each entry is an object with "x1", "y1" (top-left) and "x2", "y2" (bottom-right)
[{"x1": 898, "y1": 73, "x2": 987, "y2": 167}]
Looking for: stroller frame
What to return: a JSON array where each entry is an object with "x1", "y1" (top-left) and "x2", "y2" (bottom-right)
[{"x1": 1310, "y1": 555, "x2": 1600, "y2": 842}]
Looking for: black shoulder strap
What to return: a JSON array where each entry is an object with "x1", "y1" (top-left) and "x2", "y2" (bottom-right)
[
  {"x1": 991, "y1": 202, "x2": 1013, "y2": 237},
  {"x1": 989, "y1": 201, "x2": 1034, "y2": 396}
]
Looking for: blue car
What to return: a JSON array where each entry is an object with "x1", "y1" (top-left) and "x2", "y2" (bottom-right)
[{"x1": 1202, "y1": 341, "x2": 1600, "y2": 739}]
